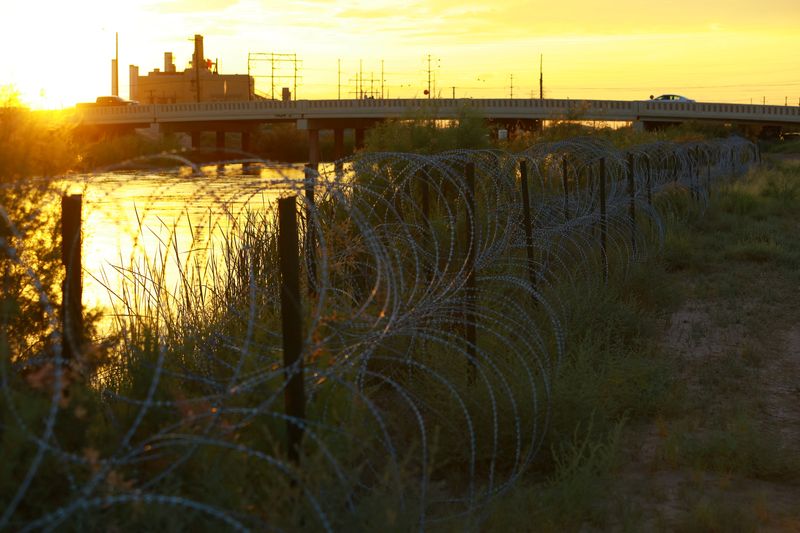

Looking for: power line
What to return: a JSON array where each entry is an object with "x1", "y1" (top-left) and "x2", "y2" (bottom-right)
[{"x1": 247, "y1": 52, "x2": 302, "y2": 100}]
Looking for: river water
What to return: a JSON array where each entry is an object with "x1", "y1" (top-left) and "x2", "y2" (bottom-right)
[{"x1": 66, "y1": 163, "x2": 308, "y2": 327}]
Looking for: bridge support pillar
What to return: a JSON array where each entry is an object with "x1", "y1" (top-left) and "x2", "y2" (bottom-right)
[
  {"x1": 190, "y1": 131, "x2": 201, "y2": 149},
  {"x1": 216, "y1": 131, "x2": 226, "y2": 171},
  {"x1": 216, "y1": 131, "x2": 226, "y2": 156},
  {"x1": 308, "y1": 129, "x2": 320, "y2": 167},
  {"x1": 334, "y1": 129, "x2": 344, "y2": 160},
  {"x1": 334, "y1": 129, "x2": 344, "y2": 173},
  {"x1": 241, "y1": 131, "x2": 252, "y2": 172},
  {"x1": 354, "y1": 128, "x2": 365, "y2": 150}
]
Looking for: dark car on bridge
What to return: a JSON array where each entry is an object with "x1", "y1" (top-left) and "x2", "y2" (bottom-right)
[{"x1": 650, "y1": 94, "x2": 695, "y2": 103}]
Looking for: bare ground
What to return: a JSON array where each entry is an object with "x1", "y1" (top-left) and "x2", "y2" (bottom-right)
[{"x1": 611, "y1": 286, "x2": 800, "y2": 530}]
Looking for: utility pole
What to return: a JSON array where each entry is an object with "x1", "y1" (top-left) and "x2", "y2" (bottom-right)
[
  {"x1": 539, "y1": 54, "x2": 544, "y2": 100},
  {"x1": 359, "y1": 59, "x2": 363, "y2": 98},
  {"x1": 510, "y1": 74, "x2": 514, "y2": 98},
  {"x1": 452, "y1": 86, "x2": 456, "y2": 99},
  {"x1": 248, "y1": 52, "x2": 301, "y2": 101},
  {"x1": 350, "y1": 67, "x2": 379, "y2": 99},
  {"x1": 427, "y1": 54, "x2": 432, "y2": 99},
  {"x1": 381, "y1": 59, "x2": 384, "y2": 99},
  {"x1": 247, "y1": 52, "x2": 251, "y2": 101},
  {"x1": 337, "y1": 58, "x2": 341, "y2": 99}
]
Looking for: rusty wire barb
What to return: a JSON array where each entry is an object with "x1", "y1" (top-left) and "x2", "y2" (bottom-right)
[{"x1": 0, "y1": 136, "x2": 756, "y2": 531}]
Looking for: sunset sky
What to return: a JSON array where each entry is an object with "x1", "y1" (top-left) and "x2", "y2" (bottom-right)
[{"x1": 2, "y1": 0, "x2": 799, "y2": 108}]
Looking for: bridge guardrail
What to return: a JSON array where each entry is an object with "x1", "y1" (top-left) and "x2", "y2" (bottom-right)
[{"x1": 75, "y1": 98, "x2": 800, "y2": 127}]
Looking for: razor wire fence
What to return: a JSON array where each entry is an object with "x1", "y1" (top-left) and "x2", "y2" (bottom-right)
[{"x1": 0, "y1": 136, "x2": 756, "y2": 531}]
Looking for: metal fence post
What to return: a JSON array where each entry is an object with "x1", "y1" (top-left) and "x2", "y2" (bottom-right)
[
  {"x1": 61, "y1": 194, "x2": 83, "y2": 360},
  {"x1": 465, "y1": 162, "x2": 477, "y2": 382},
  {"x1": 562, "y1": 155, "x2": 570, "y2": 221},
  {"x1": 691, "y1": 147, "x2": 699, "y2": 201},
  {"x1": 599, "y1": 158, "x2": 608, "y2": 282},
  {"x1": 627, "y1": 153, "x2": 637, "y2": 256},
  {"x1": 420, "y1": 169, "x2": 430, "y2": 221},
  {"x1": 278, "y1": 196, "x2": 305, "y2": 463},
  {"x1": 304, "y1": 164, "x2": 317, "y2": 297},
  {"x1": 519, "y1": 159, "x2": 537, "y2": 294}
]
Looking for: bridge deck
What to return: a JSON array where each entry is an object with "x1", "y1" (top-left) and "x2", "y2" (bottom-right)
[{"x1": 75, "y1": 98, "x2": 800, "y2": 128}]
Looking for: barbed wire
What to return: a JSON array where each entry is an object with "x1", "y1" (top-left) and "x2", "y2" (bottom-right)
[{"x1": 0, "y1": 136, "x2": 756, "y2": 530}]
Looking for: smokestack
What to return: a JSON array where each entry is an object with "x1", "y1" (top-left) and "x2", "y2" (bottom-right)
[
  {"x1": 111, "y1": 32, "x2": 119, "y2": 96},
  {"x1": 111, "y1": 60, "x2": 119, "y2": 96},
  {"x1": 164, "y1": 52, "x2": 175, "y2": 73},
  {"x1": 129, "y1": 65, "x2": 139, "y2": 101},
  {"x1": 193, "y1": 35, "x2": 205, "y2": 70},
  {"x1": 193, "y1": 35, "x2": 204, "y2": 102}
]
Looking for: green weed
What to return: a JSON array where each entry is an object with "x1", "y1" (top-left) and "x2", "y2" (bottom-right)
[{"x1": 677, "y1": 496, "x2": 760, "y2": 533}]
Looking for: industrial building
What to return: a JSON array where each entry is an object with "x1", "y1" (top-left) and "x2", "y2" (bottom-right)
[{"x1": 129, "y1": 35, "x2": 253, "y2": 104}]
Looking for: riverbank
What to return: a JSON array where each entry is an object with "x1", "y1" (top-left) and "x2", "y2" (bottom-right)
[
  {"x1": 484, "y1": 157, "x2": 800, "y2": 531},
  {"x1": 3, "y1": 107, "x2": 794, "y2": 529}
]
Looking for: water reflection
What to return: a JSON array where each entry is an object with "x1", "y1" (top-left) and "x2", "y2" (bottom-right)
[{"x1": 67, "y1": 163, "x2": 307, "y2": 332}]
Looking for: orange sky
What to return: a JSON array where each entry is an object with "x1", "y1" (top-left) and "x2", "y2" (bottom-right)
[{"x1": 2, "y1": 0, "x2": 799, "y2": 108}]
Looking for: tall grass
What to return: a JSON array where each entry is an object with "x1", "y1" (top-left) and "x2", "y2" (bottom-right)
[{"x1": 0, "y1": 125, "x2": 760, "y2": 529}]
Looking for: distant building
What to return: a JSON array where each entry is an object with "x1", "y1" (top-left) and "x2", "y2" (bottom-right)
[{"x1": 129, "y1": 35, "x2": 253, "y2": 104}]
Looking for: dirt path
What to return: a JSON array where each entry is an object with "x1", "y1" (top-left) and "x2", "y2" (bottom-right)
[
  {"x1": 608, "y1": 294, "x2": 800, "y2": 531},
  {"x1": 761, "y1": 327, "x2": 800, "y2": 446},
  {"x1": 609, "y1": 168, "x2": 800, "y2": 531}
]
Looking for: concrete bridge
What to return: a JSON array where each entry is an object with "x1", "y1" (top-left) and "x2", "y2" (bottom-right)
[{"x1": 75, "y1": 98, "x2": 800, "y2": 164}]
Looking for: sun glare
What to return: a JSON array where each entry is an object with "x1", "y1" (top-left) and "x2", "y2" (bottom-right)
[
  {"x1": 1, "y1": 0, "x2": 798, "y2": 108},
  {"x1": 1, "y1": 0, "x2": 139, "y2": 109}
]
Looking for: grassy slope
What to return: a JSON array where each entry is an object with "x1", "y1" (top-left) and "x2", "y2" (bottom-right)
[{"x1": 481, "y1": 158, "x2": 800, "y2": 532}]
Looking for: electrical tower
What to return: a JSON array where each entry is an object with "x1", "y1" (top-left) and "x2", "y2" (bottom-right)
[
  {"x1": 349, "y1": 70, "x2": 382, "y2": 99},
  {"x1": 247, "y1": 52, "x2": 302, "y2": 100},
  {"x1": 349, "y1": 60, "x2": 383, "y2": 99}
]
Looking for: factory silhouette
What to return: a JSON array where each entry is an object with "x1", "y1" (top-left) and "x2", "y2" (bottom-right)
[{"x1": 122, "y1": 35, "x2": 275, "y2": 104}]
